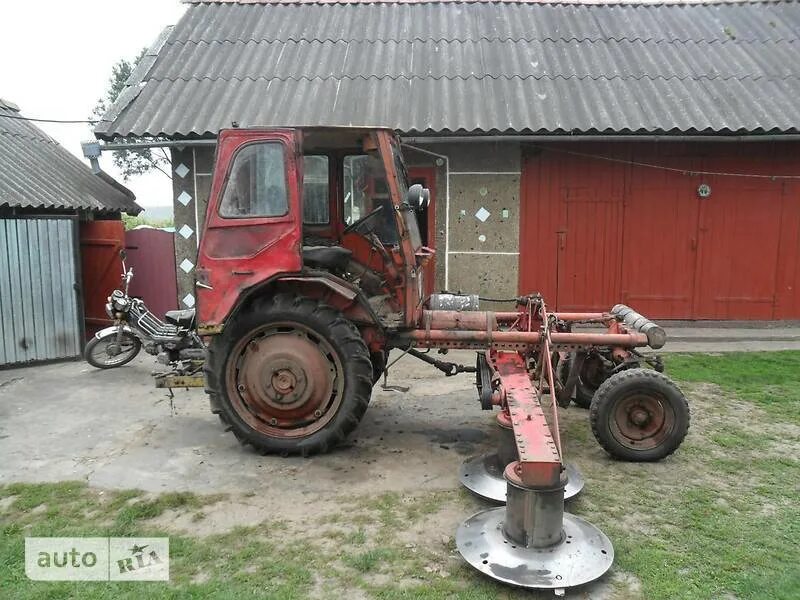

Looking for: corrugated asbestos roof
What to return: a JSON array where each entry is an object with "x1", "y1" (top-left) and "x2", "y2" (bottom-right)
[
  {"x1": 0, "y1": 101, "x2": 139, "y2": 213},
  {"x1": 95, "y1": 0, "x2": 800, "y2": 138}
]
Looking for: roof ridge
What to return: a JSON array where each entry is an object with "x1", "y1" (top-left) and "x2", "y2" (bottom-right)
[
  {"x1": 163, "y1": 36, "x2": 796, "y2": 44},
  {"x1": 144, "y1": 73, "x2": 800, "y2": 83},
  {"x1": 181, "y1": 0, "x2": 799, "y2": 5}
]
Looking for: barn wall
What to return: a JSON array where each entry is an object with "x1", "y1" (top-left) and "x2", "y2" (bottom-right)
[
  {"x1": 171, "y1": 139, "x2": 800, "y2": 320},
  {"x1": 405, "y1": 142, "x2": 522, "y2": 304},
  {"x1": 520, "y1": 141, "x2": 800, "y2": 319}
]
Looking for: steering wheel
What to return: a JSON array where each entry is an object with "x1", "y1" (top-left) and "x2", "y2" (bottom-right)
[{"x1": 343, "y1": 205, "x2": 384, "y2": 235}]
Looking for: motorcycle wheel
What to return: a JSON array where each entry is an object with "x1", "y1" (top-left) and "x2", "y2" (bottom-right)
[{"x1": 84, "y1": 332, "x2": 142, "y2": 369}]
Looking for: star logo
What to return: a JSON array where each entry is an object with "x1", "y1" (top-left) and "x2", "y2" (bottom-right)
[{"x1": 129, "y1": 544, "x2": 148, "y2": 555}]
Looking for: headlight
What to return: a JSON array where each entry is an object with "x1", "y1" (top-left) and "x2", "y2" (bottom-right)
[{"x1": 111, "y1": 290, "x2": 130, "y2": 311}]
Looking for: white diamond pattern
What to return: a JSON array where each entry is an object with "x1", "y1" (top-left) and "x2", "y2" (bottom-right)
[
  {"x1": 182, "y1": 293, "x2": 196, "y2": 308},
  {"x1": 475, "y1": 207, "x2": 491, "y2": 223},
  {"x1": 177, "y1": 191, "x2": 192, "y2": 206},
  {"x1": 178, "y1": 224, "x2": 194, "y2": 239},
  {"x1": 180, "y1": 258, "x2": 195, "y2": 273},
  {"x1": 175, "y1": 163, "x2": 190, "y2": 178}
]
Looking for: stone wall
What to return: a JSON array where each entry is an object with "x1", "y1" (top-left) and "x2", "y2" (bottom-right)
[
  {"x1": 170, "y1": 146, "x2": 215, "y2": 307},
  {"x1": 404, "y1": 141, "x2": 522, "y2": 303}
]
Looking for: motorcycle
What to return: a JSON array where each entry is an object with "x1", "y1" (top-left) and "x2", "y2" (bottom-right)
[{"x1": 84, "y1": 250, "x2": 205, "y2": 376}]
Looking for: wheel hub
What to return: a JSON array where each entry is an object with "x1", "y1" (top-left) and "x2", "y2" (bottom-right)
[
  {"x1": 612, "y1": 393, "x2": 674, "y2": 448},
  {"x1": 235, "y1": 331, "x2": 336, "y2": 427},
  {"x1": 629, "y1": 407, "x2": 651, "y2": 427}
]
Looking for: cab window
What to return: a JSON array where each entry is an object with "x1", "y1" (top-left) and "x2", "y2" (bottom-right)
[
  {"x1": 303, "y1": 155, "x2": 330, "y2": 225},
  {"x1": 219, "y1": 143, "x2": 288, "y2": 218},
  {"x1": 343, "y1": 154, "x2": 398, "y2": 244}
]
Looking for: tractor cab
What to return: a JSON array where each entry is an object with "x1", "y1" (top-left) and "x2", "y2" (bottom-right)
[{"x1": 196, "y1": 127, "x2": 431, "y2": 335}]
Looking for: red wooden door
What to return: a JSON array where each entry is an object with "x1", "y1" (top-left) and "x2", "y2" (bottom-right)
[
  {"x1": 556, "y1": 186, "x2": 623, "y2": 311},
  {"x1": 620, "y1": 190, "x2": 700, "y2": 319},
  {"x1": 79, "y1": 220, "x2": 125, "y2": 338},
  {"x1": 692, "y1": 180, "x2": 783, "y2": 319}
]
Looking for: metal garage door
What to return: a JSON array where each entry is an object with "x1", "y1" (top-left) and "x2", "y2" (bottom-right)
[{"x1": 0, "y1": 217, "x2": 82, "y2": 365}]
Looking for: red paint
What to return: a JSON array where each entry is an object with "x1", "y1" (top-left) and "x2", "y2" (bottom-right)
[
  {"x1": 79, "y1": 220, "x2": 125, "y2": 338},
  {"x1": 520, "y1": 142, "x2": 800, "y2": 319},
  {"x1": 197, "y1": 129, "x2": 303, "y2": 327},
  {"x1": 125, "y1": 228, "x2": 178, "y2": 318},
  {"x1": 491, "y1": 351, "x2": 561, "y2": 488}
]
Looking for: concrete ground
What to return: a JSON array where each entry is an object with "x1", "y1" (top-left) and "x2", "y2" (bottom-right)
[{"x1": 0, "y1": 352, "x2": 491, "y2": 496}]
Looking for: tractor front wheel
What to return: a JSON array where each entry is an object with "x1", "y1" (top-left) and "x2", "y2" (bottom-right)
[
  {"x1": 590, "y1": 369, "x2": 689, "y2": 462},
  {"x1": 205, "y1": 294, "x2": 373, "y2": 456}
]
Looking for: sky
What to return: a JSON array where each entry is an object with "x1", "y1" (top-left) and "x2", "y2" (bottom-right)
[{"x1": 1, "y1": 0, "x2": 188, "y2": 209}]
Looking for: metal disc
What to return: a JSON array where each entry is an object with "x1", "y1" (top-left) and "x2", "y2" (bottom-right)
[
  {"x1": 456, "y1": 508, "x2": 614, "y2": 590},
  {"x1": 460, "y1": 454, "x2": 585, "y2": 503}
]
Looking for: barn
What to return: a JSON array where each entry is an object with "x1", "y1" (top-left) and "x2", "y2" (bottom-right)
[
  {"x1": 0, "y1": 98, "x2": 140, "y2": 366},
  {"x1": 93, "y1": 0, "x2": 800, "y2": 320}
]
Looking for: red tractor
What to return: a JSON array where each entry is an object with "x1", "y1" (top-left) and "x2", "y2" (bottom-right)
[{"x1": 192, "y1": 126, "x2": 689, "y2": 592}]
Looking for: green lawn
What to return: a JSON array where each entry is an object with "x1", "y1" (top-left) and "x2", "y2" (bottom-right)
[{"x1": 1, "y1": 352, "x2": 799, "y2": 599}]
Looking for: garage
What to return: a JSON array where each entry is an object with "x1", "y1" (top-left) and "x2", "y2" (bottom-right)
[{"x1": 519, "y1": 142, "x2": 800, "y2": 320}]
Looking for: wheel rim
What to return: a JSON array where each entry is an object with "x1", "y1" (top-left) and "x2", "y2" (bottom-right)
[
  {"x1": 90, "y1": 336, "x2": 138, "y2": 366},
  {"x1": 609, "y1": 389, "x2": 676, "y2": 451},
  {"x1": 226, "y1": 322, "x2": 344, "y2": 439}
]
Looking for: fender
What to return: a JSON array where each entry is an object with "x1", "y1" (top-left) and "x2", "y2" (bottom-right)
[{"x1": 94, "y1": 324, "x2": 136, "y2": 339}]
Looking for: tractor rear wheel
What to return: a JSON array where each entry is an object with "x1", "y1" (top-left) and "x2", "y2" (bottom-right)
[
  {"x1": 205, "y1": 294, "x2": 373, "y2": 456},
  {"x1": 590, "y1": 368, "x2": 689, "y2": 462}
]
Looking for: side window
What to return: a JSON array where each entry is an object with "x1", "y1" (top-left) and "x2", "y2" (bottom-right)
[
  {"x1": 303, "y1": 156, "x2": 330, "y2": 225},
  {"x1": 219, "y1": 143, "x2": 288, "y2": 218}
]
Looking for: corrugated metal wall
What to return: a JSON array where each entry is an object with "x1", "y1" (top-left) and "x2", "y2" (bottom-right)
[{"x1": 0, "y1": 218, "x2": 82, "y2": 366}]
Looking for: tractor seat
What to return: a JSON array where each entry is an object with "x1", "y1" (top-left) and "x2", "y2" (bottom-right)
[
  {"x1": 164, "y1": 309, "x2": 196, "y2": 327},
  {"x1": 302, "y1": 245, "x2": 352, "y2": 272}
]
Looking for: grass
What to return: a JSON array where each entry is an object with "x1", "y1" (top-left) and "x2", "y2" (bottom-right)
[
  {"x1": 666, "y1": 351, "x2": 800, "y2": 424},
  {"x1": 1, "y1": 352, "x2": 799, "y2": 599}
]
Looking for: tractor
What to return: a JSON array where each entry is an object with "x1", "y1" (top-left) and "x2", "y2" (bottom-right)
[{"x1": 186, "y1": 126, "x2": 689, "y2": 593}]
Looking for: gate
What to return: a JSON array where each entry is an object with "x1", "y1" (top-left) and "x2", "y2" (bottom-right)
[
  {"x1": 80, "y1": 220, "x2": 125, "y2": 338},
  {"x1": 0, "y1": 217, "x2": 82, "y2": 366},
  {"x1": 125, "y1": 228, "x2": 178, "y2": 317}
]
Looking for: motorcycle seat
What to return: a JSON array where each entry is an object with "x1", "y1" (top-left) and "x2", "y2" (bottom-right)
[
  {"x1": 165, "y1": 309, "x2": 196, "y2": 327},
  {"x1": 302, "y1": 245, "x2": 352, "y2": 273}
]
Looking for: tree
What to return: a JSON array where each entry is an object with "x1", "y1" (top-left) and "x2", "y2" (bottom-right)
[{"x1": 92, "y1": 50, "x2": 171, "y2": 181}]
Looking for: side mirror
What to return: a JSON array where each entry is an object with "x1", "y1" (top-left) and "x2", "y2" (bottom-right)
[
  {"x1": 406, "y1": 184, "x2": 431, "y2": 212},
  {"x1": 119, "y1": 249, "x2": 127, "y2": 260}
]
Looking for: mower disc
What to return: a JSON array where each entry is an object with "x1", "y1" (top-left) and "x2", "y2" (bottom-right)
[
  {"x1": 459, "y1": 454, "x2": 584, "y2": 503},
  {"x1": 456, "y1": 507, "x2": 613, "y2": 590}
]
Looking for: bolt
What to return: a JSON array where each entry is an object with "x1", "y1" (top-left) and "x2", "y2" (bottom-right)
[
  {"x1": 270, "y1": 418, "x2": 278, "y2": 426},
  {"x1": 314, "y1": 410, "x2": 322, "y2": 418},
  {"x1": 237, "y1": 384, "x2": 245, "y2": 392}
]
